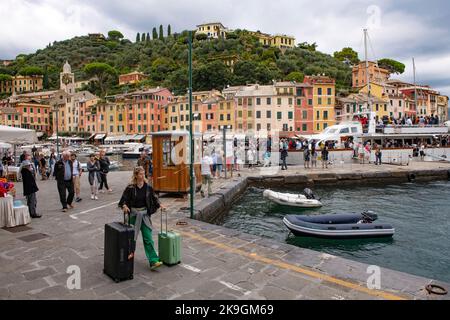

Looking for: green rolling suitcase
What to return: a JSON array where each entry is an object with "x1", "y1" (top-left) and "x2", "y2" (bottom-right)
[{"x1": 158, "y1": 208, "x2": 181, "y2": 265}]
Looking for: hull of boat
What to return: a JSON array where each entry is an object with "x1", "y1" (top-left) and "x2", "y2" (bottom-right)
[
  {"x1": 283, "y1": 215, "x2": 394, "y2": 239},
  {"x1": 263, "y1": 190, "x2": 322, "y2": 208}
]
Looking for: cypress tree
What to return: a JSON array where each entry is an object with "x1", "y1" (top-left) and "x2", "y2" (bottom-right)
[
  {"x1": 159, "y1": 25, "x2": 164, "y2": 40},
  {"x1": 152, "y1": 27, "x2": 158, "y2": 39},
  {"x1": 167, "y1": 24, "x2": 171, "y2": 37},
  {"x1": 136, "y1": 32, "x2": 140, "y2": 42},
  {"x1": 146, "y1": 32, "x2": 150, "y2": 42},
  {"x1": 141, "y1": 33, "x2": 146, "y2": 42}
]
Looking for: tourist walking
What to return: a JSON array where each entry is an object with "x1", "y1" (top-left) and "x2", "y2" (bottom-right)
[
  {"x1": 87, "y1": 154, "x2": 101, "y2": 200},
  {"x1": 321, "y1": 143, "x2": 329, "y2": 169},
  {"x1": 280, "y1": 147, "x2": 288, "y2": 170},
  {"x1": 216, "y1": 150, "x2": 223, "y2": 178},
  {"x1": 358, "y1": 143, "x2": 365, "y2": 164},
  {"x1": 247, "y1": 147, "x2": 255, "y2": 169},
  {"x1": 38, "y1": 153, "x2": 47, "y2": 180},
  {"x1": 200, "y1": 153, "x2": 213, "y2": 197},
  {"x1": 211, "y1": 149, "x2": 218, "y2": 177},
  {"x1": 364, "y1": 142, "x2": 372, "y2": 164},
  {"x1": 420, "y1": 143, "x2": 426, "y2": 160},
  {"x1": 19, "y1": 151, "x2": 27, "y2": 163},
  {"x1": 71, "y1": 153, "x2": 82, "y2": 202},
  {"x1": 119, "y1": 166, "x2": 163, "y2": 270},
  {"x1": 137, "y1": 151, "x2": 151, "y2": 179},
  {"x1": 20, "y1": 160, "x2": 41, "y2": 218},
  {"x1": 54, "y1": 151, "x2": 74, "y2": 212},
  {"x1": 310, "y1": 142, "x2": 318, "y2": 168},
  {"x1": 98, "y1": 150, "x2": 112, "y2": 193},
  {"x1": 303, "y1": 147, "x2": 310, "y2": 169},
  {"x1": 49, "y1": 152, "x2": 56, "y2": 179},
  {"x1": 375, "y1": 146, "x2": 382, "y2": 165}
]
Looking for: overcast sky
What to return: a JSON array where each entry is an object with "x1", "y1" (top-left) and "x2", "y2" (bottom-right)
[{"x1": 1, "y1": 0, "x2": 449, "y2": 96}]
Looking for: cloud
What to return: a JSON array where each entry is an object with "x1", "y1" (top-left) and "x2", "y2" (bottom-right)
[{"x1": 0, "y1": 0, "x2": 449, "y2": 96}]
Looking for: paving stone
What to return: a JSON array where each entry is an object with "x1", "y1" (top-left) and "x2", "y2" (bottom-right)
[
  {"x1": 257, "y1": 285, "x2": 298, "y2": 300},
  {"x1": 119, "y1": 282, "x2": 156, "y2": 299},
  {"x1": 22, "y1": 268, "x2": 56, "y2": 281}
]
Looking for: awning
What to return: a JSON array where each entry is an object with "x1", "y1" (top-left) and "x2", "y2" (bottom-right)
[
  {"x1": 0, "y1": 125, "x2": 37, "y2": 144},
  {"x1": 94, "y1": 134, "x2": 106, "y2": 140},
  {"x1": 133, "y1": 134, "x2": 145, "y2": 141},
  {"x1": 0, "y1": 142, "x2": 12, "y2": 149},
  {"x1": 88, "y1": 133, "x2": 96, "y2": 139}
]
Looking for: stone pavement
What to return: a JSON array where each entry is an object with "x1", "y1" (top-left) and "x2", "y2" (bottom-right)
[{"x1": 1, "y1": 162, "x2": 449, "y2": 300}]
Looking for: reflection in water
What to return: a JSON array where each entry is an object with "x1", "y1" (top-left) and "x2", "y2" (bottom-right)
[{"x1": 222, "y1": 181, "x2": 450, "y2": 283}]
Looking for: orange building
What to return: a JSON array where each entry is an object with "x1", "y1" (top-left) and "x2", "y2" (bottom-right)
[
  {"x1": 352, "y1": 61, "x2": 390, "y2": 88},
  {"x1": 119, "y1": 71, "x2": 148, "y2": 86}
]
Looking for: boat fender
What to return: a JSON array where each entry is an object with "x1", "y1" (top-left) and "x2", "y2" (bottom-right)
[{"x1": 408, "y1": 173, "x2": 416, "y2": 182}]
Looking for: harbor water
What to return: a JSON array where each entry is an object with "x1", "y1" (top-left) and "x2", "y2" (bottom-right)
[{"x1": 222, "y1": 180, "x2": 450, "y2": 283}]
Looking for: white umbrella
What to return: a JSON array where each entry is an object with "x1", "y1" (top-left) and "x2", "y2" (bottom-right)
[
  {"x1": 0, "y1": 142, "x2": 12, "y2": 149},
  {"x1": 0, "y1": 125, "x2": 37, "y2": 144}
]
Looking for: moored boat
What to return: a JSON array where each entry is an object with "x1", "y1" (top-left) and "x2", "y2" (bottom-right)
[
  {"x1": 263, "y1": 189, "x2": 322, "y2": 208},
  {"x1": 283, "y1": 211, "x2": 395, "y2": 239}
]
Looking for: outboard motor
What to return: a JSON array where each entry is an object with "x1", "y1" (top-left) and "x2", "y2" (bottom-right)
[
  {"x1": 303, "y1": 188, "x2": 315, "y2": 199},
  {"x1": 361, "y1": 210, "x2": 378, "y2": 223}
]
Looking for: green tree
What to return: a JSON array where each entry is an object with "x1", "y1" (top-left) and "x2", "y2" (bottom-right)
[
  {"x1": 333, "y1": 47, "x2": 360, "y2": 65},
  {"x1": 141, "y1": 33, "x2": 146, "y2": 42},
  {"x1": 193, "y1": 61, "x2": 232, "y2": 91},
  {"x1": 107, "y1": 30, "x2": 124, "y2": 41},
  {"x1": 43, "y1": 65, "x2": 49, "y2": 89},
  {"x1": 159, "y1": 25, "x2": 164, "y2": 40},
  {"x1": 298, "y1": 42, "x2": 317, "y2": 51},
  {"x1": 152, "y1": 27, "x2": 158, "y2": 40},
  {"x1": 146, "y1": 33, "x2": 150, "y2": 42},
  {"x1": 18, "y1": 66, "x2": 44, "y2": 76},
  {"x1": 83, "y1": 62, "x2": 117, "y2": 97},
  {"x1": 0, "y1": 74, "x2": 13, "y2": 82},
  {"x1": 377, "y1": 58, "x2": 405, "y2": 74},
  {"x1": 136, "y1": 32, "x2": 140, "y2": 42},
  {"x1": 195, "y1": 33, "x2": 208, "y2": 41},
  {"x1": 167, "y1": 24, "x2": 171, "y2": 37},
  {"x1": 286, "y1": 71, "x2": 304, "y2": 82}
]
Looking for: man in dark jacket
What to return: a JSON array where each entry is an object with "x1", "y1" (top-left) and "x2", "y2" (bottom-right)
[
  {"x1": 54, "y1": 151, "x2": 74, "y2": 212},
  {"x1": 21, "y1": 160, "x2": 41, "y2": 218}
]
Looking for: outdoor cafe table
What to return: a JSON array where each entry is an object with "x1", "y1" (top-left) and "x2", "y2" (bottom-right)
[{"x1": 0, "y1": 194, "x2": 31, "y2": 228}]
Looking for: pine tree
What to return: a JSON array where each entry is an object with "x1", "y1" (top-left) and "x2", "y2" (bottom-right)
[
  {"x1": 136, "y1": 32, "x2": 140, "y2": 42},
  {"x1": 43, "y1": 65, "x2": 49, "y2": 89},
  {"x1": 152, "y1": 27, "x2": 158, "y2": 39},
  {"x1": 159, "y1": 25, "x2": 164, "y2": 40},
  {"x1": 141, "y1": 33, "x2": 146, "y2": 42},
  {"x1": 146, "y1": 32, "x2": 150, "y2": 42},
  {"x1": 167, "y1": 24, "x2": 171, "y2": 37}
]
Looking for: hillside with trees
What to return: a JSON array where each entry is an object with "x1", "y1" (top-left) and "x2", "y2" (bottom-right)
[{"x1": 0, "y1": 27, "x2": 368, "y2": 98}]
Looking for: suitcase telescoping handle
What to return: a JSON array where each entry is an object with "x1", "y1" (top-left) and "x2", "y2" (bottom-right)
[{"x1": 160, "y1": 207, "x2": 168, "y2": 233}]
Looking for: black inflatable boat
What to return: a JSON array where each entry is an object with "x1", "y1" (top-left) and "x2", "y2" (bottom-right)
[{"x1": 283, "y1": 211, "x2": 395, "y2": 239}]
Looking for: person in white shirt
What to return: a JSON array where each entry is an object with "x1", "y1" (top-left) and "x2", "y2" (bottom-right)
[
  {"x1": 406, "y1": 118, "x2": 413, "y2": 126},
  {"x1": 200, "y1": 153, "x2": 213, "y2": 197},
  {"x1": 71, "y1": 153, "x2": 82, "y2": 202}
]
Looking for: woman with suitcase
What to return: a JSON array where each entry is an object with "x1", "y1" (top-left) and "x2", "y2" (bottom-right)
[{"x1": 119, "y1": 166, "x2": 163, "y2": 270}]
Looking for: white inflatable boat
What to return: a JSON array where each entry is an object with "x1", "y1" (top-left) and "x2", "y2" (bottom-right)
[{"x1": 263, "y1": 189, "x2": 323, "y2": 208}]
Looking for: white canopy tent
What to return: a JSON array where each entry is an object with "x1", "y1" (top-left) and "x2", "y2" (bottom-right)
[{"x1": 0, "y1": 125, "x2": 37, "y2": 144}]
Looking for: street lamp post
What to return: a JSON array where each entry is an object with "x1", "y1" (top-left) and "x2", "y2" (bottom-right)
[
  {"x1": 53, "y1": 103, "x2": 60, "y2": 156},
  {"x1": 220, "y1": 125, "x2": 231, "y2": 179},
  {"x1": 188, "y1": 31, "x2": 194, "y2": 220}
]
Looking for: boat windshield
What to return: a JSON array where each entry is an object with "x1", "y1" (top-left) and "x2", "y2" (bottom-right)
[{"x1": 323, "y1": 128, "x2": 338, "y2": 134}]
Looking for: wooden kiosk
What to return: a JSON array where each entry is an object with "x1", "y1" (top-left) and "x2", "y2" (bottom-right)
[{"x1": 150, "y1": 131, "x2": 202, "y2": 194}]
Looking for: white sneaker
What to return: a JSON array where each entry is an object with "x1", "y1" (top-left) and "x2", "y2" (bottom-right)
[
  {"x1": 91, "y1": 194, "x2": 95, "y2": 200},
  {"x1": 94, "y1": 196, "x2": 99, "y2": 200}
]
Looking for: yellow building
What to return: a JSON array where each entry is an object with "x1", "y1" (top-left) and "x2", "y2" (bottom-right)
[
  {"x1": 437, "y1": 95, "x2": 449, "y2": 121},
  {"x1": 271, "y1": 35, "x2": 296, "y2": 49},
  {"x1": 0, "y1": 75, "x2": 44, "y2": 94},
  {"x1": 196, "y1": 22, "x2": 228, "y2": 39},
  {"x1": 359, "y1": 83, "x2": 394, "y2": 119},
  {"x1": 218, "y1": 99, "x2": 235, "y2": 130},
  {"x1": 0, "y1": 107, "x2": 22, "y2": 128},
  {"x1": 249, "y1": 31, "x2": 296, "y2": 49},
  {"x1": 304, "y1": 76, "x2": 336, "y2": 133}
]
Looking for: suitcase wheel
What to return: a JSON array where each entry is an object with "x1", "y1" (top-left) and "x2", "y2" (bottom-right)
[
  {"x1": 129, "y1": 275, "x2": 134, "y2": 280},
  {"x1": 114, "y1": 278, "x2": 120, "y2": 283}
]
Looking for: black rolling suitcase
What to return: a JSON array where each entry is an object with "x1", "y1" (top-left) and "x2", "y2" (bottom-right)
[{"x1": 103, "y1": 215, "x2": 135, "y2": 283}]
